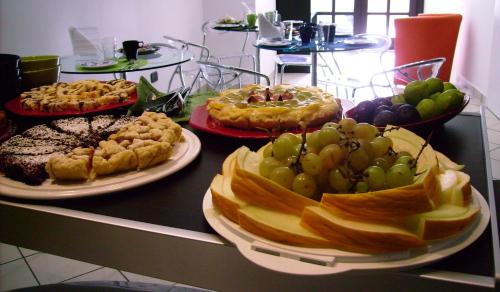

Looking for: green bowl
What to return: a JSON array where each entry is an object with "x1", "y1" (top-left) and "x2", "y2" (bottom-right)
[
  {"x1": 21, "y1": 65, "x2": 60, "y2": 91},
  {"x1": 20, "y1": 55, "x2": 60, "y2": 72}
]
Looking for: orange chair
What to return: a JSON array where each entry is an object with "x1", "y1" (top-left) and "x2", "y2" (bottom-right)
[{"x1": 394, "y1": 14, "x2": 462, "y2": 81}]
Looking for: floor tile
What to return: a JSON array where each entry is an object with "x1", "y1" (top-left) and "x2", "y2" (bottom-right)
[
  {"x1": 490, "y1": 158, "x2": 500, "y2": 179},
  {"x1": 0, "y1": 243, "x2": 22, "y2": 264},
  {"x1": 487, "y1": 129, "x2": 500, "y2": 145},
  {"x1": 463, "y1": 103, "x2": 480, "y2": 113},
  {"x1": 26, "y1": 253, "x2": 100, "y2": 285},
  {"x1": 489, "y1": 143, "x2": 500, "y2": 152},
  {"x1": 0, "y1": 258, "x2": 38, "y2": 291},
  {"x1": 64, "y1": 267, "x2": 126, "y2": 283},
  {"x1": 19, "y1": 247, "x2": 39, "y2": 257},
  {"x1": 121, "y1": 271, "x2": 175, "y2": 287}
]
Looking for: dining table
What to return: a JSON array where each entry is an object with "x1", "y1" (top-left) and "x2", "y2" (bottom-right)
[
  {"x1": 60, "y1": 45, "x2": 194, "y2": 80},
  {"x1": 0, "y1": 108, "x2": 499, "y2": 291},
  {"x1": 254, "y1": 35, "x2": 389, "y2": 87}
]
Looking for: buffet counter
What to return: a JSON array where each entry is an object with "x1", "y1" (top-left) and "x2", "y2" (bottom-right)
[{"x1": 1, "y1": 110, "x2": 499, "y2": 291}]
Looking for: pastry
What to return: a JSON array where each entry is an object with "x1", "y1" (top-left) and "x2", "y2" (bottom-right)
[{"x1": 206, "y1": 84, "x2": 342, "y2": 130}]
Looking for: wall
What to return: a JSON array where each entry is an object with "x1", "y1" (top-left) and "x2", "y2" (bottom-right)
[{"x1": 0, "y1": 0, "x2": 204, "y2": 91}]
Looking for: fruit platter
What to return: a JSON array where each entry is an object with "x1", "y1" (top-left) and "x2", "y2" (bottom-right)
[
  {"x1": 346, "y1": 78, "x2": 469, "y2": 132},
  {"x1": 203, "y1": 118, "x2": 489, "y2": 274}
]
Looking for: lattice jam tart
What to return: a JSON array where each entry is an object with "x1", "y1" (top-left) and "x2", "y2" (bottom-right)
[
  {"x1": 46, "y1": 112, "x2": 183, "y2": 181},
  {"x1": 206, "y1": 84, "x2": 342, "y2": 130},
  {"x1": 19, "y1": 79, "x2": 136, "y2": 112}
]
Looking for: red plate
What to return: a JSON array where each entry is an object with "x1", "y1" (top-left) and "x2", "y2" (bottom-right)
[
  {"x1": 189, "y1": 99, "x2": 354, "y2": 139},
  {"x1": 345, "y1": 95, "x2": 470, "y2": 132},
  {"x1": 4, "y1": 92, "x2": 137, "y2": 117}
]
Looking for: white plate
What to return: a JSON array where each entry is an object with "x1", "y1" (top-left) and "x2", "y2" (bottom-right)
[
  {"x1": 213, "y1": 23, "x2": 242, "y2": 28},
  {"x1": 0, "y1": 129, "x2": 201, "y2": 200},
  {"x1": 256, "y1": 40, "x2": 292, "y2": 47},
  {"x1": 79, "y1": 60, "x2": 118, "y2": 69},
  {"x1": 203, "y1": 187, "x2": 490, "y2": 275},
  {"x1": 343, "y1": 38, "x2": 377, "y2": 45}
]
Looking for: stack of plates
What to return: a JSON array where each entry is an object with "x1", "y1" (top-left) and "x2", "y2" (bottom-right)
[{"x1": 20, "y1": 55, "x2": 60, "y2": 91}]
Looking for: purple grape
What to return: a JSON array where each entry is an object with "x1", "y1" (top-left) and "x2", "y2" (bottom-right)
[
  {"x1": 373, "y1": 105, "x2": 393, "y2": 117},
  {"x1": 353, "y1": 100, "x2": 375, "y2": 123},
  {"x1": 372, "y1": 97, "x2": 393, "y2": 108},
  {"x1": 373, "y1": 110, "x2": 397, "y2": 127},
  {"x1": 396, "y1": 104, "x2": 421, "y2": 124},
  {"x1": 391, "y1": 103, "x2": 405, "y2": 112}
]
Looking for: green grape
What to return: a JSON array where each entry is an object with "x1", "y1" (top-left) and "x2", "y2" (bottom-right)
[
  {"x1": 301, "y1": 153, "x2": 323, "y2": 176},
  {"x1": 355, "y1": 181, "x2": 369, "y2": 193},
  {"x1": 280, "y1": 132, "x2": 302, "y2": 145},
  {"x1": 397, "y1": 151, "x2": 412, "y2": 159},
  {"x1": 371, "y1": 136, "x2": 393, "y2": 157},
  {"x1": 329, "y1": 168, "x2": 352, "y2": 192},
  {"x1": 272, "y1": 136, "x2": 299, "y2": 160},
  {"x1": 283, "y1": 155, "x2": 298, "y2": 166},
  {"x1": 292, "y1": 173, "x2": 317, "y2": 197},
  {"x1": 322, "y1": 122, "x2": 339, "y2": 129},
  {"x1": 395, "y1": 155, "x2": 414, "y2": 167},
  {"x1": 318, "y1": 127, "x2": 341, "y2": 147},
  {"x1": 306, "y1": 131, "x2": 321, "y2": 153},
  {"x1": 338, "y1": 118, "x2": 357, "y2": 133},
  {"x1": 259, "y1": 157, "x2": 283, "y2": 178},
  {"x1": 382, "y1": 152, "x2": 398, "y2": 166},
  {"x1": 358, "y1": 139, "x2": 374, "y2": 159},
  {"x1": 262, "y1": 143, "x2": 273, "y2": 158},
  {"x1": 353, "y1": 123, "x2": 378, "y2": 140},
  {"x1": 372, "y1": 157, "x2": 390, "y2": 171},
  {"x1": 319, "y1": 144, "x2": 344, "y2": 170},
  {"x1": 348, "y1": 148, "x2": 370, "y2": 173},
  {"x1": 269, "y1": 166, "x2": 296, "y2": 190},
  {"x1": 364, "y1": 166, "x2": 386, "y2": 190},
  {"x1": 386, "y1": 163, "x2": 414, "y2": 188}
]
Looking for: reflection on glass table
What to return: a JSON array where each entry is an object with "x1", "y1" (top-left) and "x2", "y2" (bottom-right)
[{"x1": 60, "y1": 46, "x2": 194, "y2": 79}]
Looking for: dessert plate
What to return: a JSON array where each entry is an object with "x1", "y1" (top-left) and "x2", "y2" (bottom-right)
[
  {"x1": 0, "y1": 129, "x2": 201, "y2": 200},
  {"x1": 79, "y1": 60, "x2": 118, "y2": 69},
  {"x1": 189, "y1": 99, "x2": 355, "y2": 139},
  {"x1": 256, "y1": 40, "x2": 292, "y2": 47},
  {"x1": 202, "y1": 187, "x2": 490, "y2": 275}
]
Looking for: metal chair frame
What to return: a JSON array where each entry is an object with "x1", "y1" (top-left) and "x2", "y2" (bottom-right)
[
  {"x1": 369, "y1": 57, "x2": 446, "y2": 98},
  {"x1": 197, "y1": 61, "x2": 270, "y2": 92}
]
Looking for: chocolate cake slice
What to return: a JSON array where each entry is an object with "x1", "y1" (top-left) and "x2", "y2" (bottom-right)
[
  {"x1": 1, "y1": 135, "x2": 66, "y2": 147},
  {"x1": 1, "y1": 153, "x2": 57, "y2": 185},
  {"x1": 90, "y1": 115, "x2": 116, "y2": 133},
  {"x1": 51, "y1": 117, "x2": 90, "y2": 137},
  {"x1": 101, "y1": 116, "x2": 138, "y2": 138},
  {"x1": 0, "y1": 144, "x2": 69, "y2": 156},
  {"x1": 23, "y1": 125, "x2": 81, "y2": 147}
]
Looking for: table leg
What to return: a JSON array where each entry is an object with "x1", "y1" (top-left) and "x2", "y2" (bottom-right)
[
  {"x1": 311, "y1": 52, "x2": 317, "y2": 86},
  {"x1": 256, "y1": 48, "x2": 261, "y2": 84},
  {"x1": 117, "y1": 72, "x2": 127, "y2": 80}
]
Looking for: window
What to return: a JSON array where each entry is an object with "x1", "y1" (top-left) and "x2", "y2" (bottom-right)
[{"x1": 311, "y1": 0, "x2": 423, "y2": 37}]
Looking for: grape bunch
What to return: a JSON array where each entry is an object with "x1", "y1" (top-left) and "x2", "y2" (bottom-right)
[{"x1": 258, "y1": 119, "x2": 417, "y2": 198}]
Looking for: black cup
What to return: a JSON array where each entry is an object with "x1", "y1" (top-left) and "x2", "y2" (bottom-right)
[
  {"x1": 122, "y1": 40, "x2": 144, "y2": 61},
  {"x1": 299, "y1": 24, "x2": 314, "y2": 44},
  {"x1": 322, "y1": 24, "x2": 336, "y2": 43}
]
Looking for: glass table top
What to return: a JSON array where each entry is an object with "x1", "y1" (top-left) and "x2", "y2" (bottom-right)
[
  {"x1": 254, "y1": 36, "x2": 385, "y2": 53},
  {"x1": 60, "y1": 47, "x2": 193, "y2": 74}
]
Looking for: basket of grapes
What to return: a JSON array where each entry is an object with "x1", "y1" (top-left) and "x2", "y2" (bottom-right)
[{"x1": 345, "y1": 78, "x2": 469, "y2": 133}]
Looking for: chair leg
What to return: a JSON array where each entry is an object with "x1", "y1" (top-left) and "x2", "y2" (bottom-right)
[
  {"x1": 280, "y1": 64, "x2": 286, "y2": 84},
  {"x1": 274, "y1": 63, "x2": 278, "y2": 86}
]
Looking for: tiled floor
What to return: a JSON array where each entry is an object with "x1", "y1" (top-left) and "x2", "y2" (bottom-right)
[{"x1": 2, "y1": 53, "x2": 499, "y2": 291}]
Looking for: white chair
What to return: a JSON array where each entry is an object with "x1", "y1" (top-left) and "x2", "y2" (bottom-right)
[
  {"x1": 369, "y1": 57, "x2": 446, "y2": 98},
  {"x1": 274, "y1": 54, "x2": 311, "y2": 85},
  {"x1": 197, "y1": 61, "x2": 270, "y2": 92},
  {"x1": 317, "y1": 34, "x2": 392, "y2": 101}
]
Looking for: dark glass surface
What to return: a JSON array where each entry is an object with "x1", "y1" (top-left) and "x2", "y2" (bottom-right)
[
  {"x1": 4, "y1": 113, "x2": 495, "y2": 277},
  {"x1": 255, "y1": 36, "x2": 383, "y2": 53}
]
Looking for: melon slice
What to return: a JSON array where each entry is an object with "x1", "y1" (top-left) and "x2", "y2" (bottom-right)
[
  {"x1": 210, "y1": 174, "x2": 247, "y2": 223},
  {"x1": 437, "y1": 169, "x2": 458, "y2": 204},
  {"x1": 321, "y1": 168, "x2": 436, "y2": 222},
  {"x1": 232, "y1": 167, "x2": 319, "y2": 216},
  {"x1": 237, "y1": 206, "x2": 332, "y2": 248},
  {"x1": 450, "y1": 171, "x2": 472, "y2": 207},
  {"x1": 301, "y1": 206, "x2": 424, "y2": 254},
  {"x1": 435, "y1": 151, "x2": 464, "y2": 171},
  {"x1": 414, "y1": 204, "x2": 480, "y2": 240},
  {"x1": 222, "y1": 149, "x2": 238, "y2": 177}
]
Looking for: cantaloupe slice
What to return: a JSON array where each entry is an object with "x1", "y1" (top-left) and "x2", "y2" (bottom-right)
[
  {"x1": 232, "y1": 167, "x2": 319, "y2": 216},
  {"x1": 437, "y1": 169, "x2": 458, "y2": 204},
  {"x1": 450, "y1": 171, "x2": 472, "y2": 207},
  {"x1": 435, "y1": 151, "x2": 464, "y2": 171},
  {"x1": 222, "y1": 149, "x2": 238, "y2": 177},
  {"x1": 210, "y1": 174, "x2": 247, "y2": 223},
  {"x1": 237, "y1": 206, "x2": 332, "y2": 248},
  {"x1": 414, "y1": 204, "x2": 480, "y2": 240},
  {"x1": 321, "y1": 168, "x2": 436, "y2": 222},
  {"x1": 301, "y1": 206, "x2": 424, "y2": 253}
]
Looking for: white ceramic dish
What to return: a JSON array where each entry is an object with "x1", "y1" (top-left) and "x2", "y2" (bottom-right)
[
  {"x1": 256, "y1": 40, "x2": 292, "y2": 47},
  {"x1": 79, "y1": 60, "x2": 117, "y2": 69},
  {"x1": 203, "y1": 187, "x2": 490, "y2": 275},
  {"x1": 0, "y1": 129, "x2": 201, "y2": 200},
  {"x1": 213, "y1": 23, "x2": 242, "y2": 28}
]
